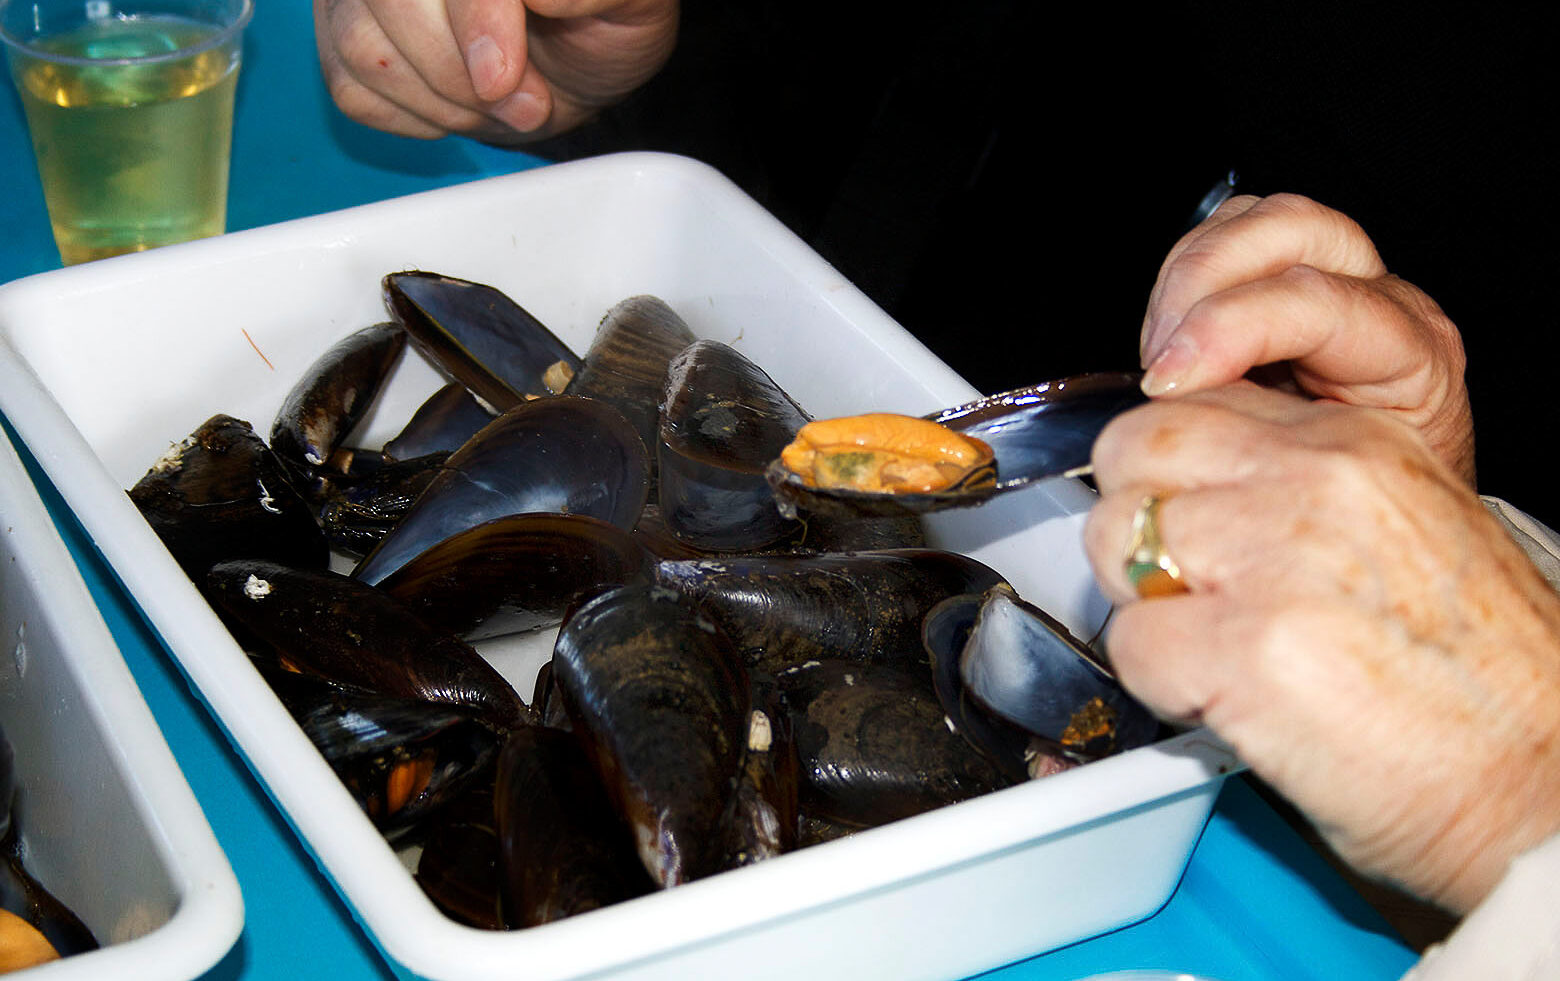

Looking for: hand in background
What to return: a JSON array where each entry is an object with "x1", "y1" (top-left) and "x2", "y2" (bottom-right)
[
  {"x1": 314, "y1": 0, "x2": 678, "y2": 143},
  {"x1": 1138, "y1": 194, "x2": 1476, "y2": 486}
]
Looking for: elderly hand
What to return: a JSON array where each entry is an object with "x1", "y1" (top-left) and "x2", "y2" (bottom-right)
[
  {"x1": 1083, "y1": 382, "x2": 1560, "y2": 914},
  {"x1": 314, "y1": 0, "x2": 678, "y2": 143},
  {"x1": 1138, "y1": 194, "x2": 1476, "y2": 486}
]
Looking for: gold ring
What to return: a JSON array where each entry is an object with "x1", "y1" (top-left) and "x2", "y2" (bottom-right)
[{"x1": 1124, "y1": 494, "x2": 1189, "y2": 598}]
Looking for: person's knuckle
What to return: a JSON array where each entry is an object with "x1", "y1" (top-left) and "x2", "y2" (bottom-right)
[
  {"x1": 327, "y1": 75, "x2": 386, "y2": 121},
  {"x1": 333, "y1": 15, "x2": 393, "y2": 71}
]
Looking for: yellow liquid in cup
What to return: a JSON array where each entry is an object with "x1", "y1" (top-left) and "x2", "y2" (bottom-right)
[{"x1": 12, "y1": 16, "x2": 239, "y2": 264}]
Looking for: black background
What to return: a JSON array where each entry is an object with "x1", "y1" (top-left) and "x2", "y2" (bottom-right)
[{"x1": 533, "y1": 2, "x2": 1560, "y2": 527}]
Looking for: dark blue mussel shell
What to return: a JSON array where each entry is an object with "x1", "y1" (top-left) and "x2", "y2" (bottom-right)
[
  {"x1": 384, "y1": 271, "x2": 583, "y2": 412},
  {"x1": 945, "y1": 584, "x2": 1159, "y2": 761},
  {"x1": 352, "y1": 396, "x2": 650, "y2": 587},
  {"x1": 652, "y1": 547, "x2": 1007, "y2": 677},
  {"x1": 269, "y1": 321, "x2": 407, "y2": 488},
  {"x1": 549, "y1": 584, "x2": 750, "y2": 887},
  {"x1": 206, "y1": 559, "x2": 530, "y2": 732},
  {"x1": 658, "y1": 339, "x2": 812, "y2": 551}
]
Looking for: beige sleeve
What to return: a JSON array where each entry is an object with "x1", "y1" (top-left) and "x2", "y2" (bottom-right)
[
  {"x1": 1482, "y1": 496, "x2": 1560, "y2": 588},
  {"x1": 1400, "y1": 830, "x2": 1560, "y2": 979}
]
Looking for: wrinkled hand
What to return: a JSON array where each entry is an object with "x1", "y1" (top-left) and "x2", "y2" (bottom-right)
[
  {"x1": 314, "y1": 0, "x2": 678, "y2": 143},
  {"x1": 1083, "y1": 383, "x2": 1560, "y2": 914},
  {"x1": 1138, "y1": 194, "x2": 1476, "y2": 486}
]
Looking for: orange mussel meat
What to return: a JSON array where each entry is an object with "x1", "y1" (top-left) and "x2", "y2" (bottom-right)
[{"x1": 778, "y1": 413, "x2": 997, "y2": 494}]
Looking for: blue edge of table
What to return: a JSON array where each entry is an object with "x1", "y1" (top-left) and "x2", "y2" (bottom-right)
[{"x1": 0, "y1": 6, "x2": 1421, "y2": 980}]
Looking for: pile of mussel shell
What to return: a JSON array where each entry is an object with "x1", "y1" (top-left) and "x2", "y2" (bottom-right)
[{"x1": 127, "y1": 272, "x2": 1160, "y2": 930}]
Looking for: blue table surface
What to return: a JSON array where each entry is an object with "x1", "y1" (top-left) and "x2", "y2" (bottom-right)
[{"x1": 0, "y1": 5, "x2": 1421, "y2": 980}]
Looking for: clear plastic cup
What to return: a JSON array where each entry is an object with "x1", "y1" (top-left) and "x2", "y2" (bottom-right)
[{"x1": 1, "y1": 0, "x2": 253, "y2": 264}]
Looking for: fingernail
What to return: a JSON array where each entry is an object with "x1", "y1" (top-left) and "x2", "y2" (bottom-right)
[
  {"x1": 493, "y1": 90, "x2": 545, "y2": 132},
  {"x1": 1140, "y1": 332, "x2": 1198, "y2": 396},
  {"x1": 466, "y1": 35, "x2": 506, "y2": 99}
]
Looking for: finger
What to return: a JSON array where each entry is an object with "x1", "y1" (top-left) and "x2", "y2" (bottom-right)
[
  {"x1": 1140, "y1": 265, "x2": 1454, "y2": 403},
  {"x1": 318, "y1": 0, "x2": 499, "y2": 135},
  {"x1": 1100, "y1": 589, "x2": 1249, "y2": 725},
  {"x1": 1156, "y1": 193, "x2": 1262, "y2": 271},
  {"x1": 314, "y1": 0, "x2": 451, "y2": 138},
  {"x1": 524, "y1": 0, "x2": 669, "y2": 17},
  {"x1": 365, "y1": 0, "x2": 483, "y2": 105},
  {"x1": 1084, "y1": 476, "x2": 1287, "y2": 605},
  {"x1": 1105, "y1": 594, "x2": 1434, "y2": 762},
  {"x1": 1087, "y1": 472, "x2": 1411, "y2": 625},
  {"x1": 484, "y1": 57, "x2": 555, "y2": 134},
  {"x1": 1083, "y1": 482, "x2": 1189, "y2": 604},
  {"x1": 447, "y1": 0, "x2": 529, "y2": 101},
  {"x1": 1089, "y1": 384, "x2": 1330, "y2": 495},
  {"x1": 1141, "y1": 194, "x2": 1388, "y2": 367}
]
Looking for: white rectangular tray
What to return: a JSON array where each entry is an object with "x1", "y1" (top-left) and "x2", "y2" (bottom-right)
[
  {"x1": 0, "y1": 152, "x2": 1236, "y2": 981},
  {"x1": 0, "y1": 425, "x2": 241, "y2": 980}
]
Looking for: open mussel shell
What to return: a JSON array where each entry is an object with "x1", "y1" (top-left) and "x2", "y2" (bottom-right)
[
  {"x1": 384, "y1": 271, "x2": 583, "y2": 412},
  {"x1": 652, "y1": 547, "x2": 1008, "y2": 677},
  {"x1": 207, "y1": 559, "x2": 530, "y2": 731},
  {"x1": 269, "y1": 322, "x2": 407, "y2": 489},
  {"x1": 954, "y1": 584, "x2": 1158, "y2": 760},
  {"x1": 378, "y1": 513, "x2": 651, "y2": 641},
  {"x1": 316, "y1": 452, "x2": 449, "y2": 557},
  {"x1": 384, "y1": 382, "x2": 497, "y2": 462},
  {"x1": 353, "y1": 396, "x2": 650, "y2": 586},
  {"x1": 550, "y1": 584, "x2": 750, "y2": 887},
  {"x1": 766, "y1": 371, "x2": 1147, "y2": 518},
  {"x1": 257, "y1": 663, "x2": 502, "y2": 842},
  {"x1": 922, "y1": 593, "x2": 1073, "y2": 783},
  {"x1": 658, "y1": 339, "x2": 812, "y2": 551}
]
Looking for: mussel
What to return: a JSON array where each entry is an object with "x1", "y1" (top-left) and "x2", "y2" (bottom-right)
[
  {"x1": 777, "y1": 413, "x2": 996, "y2": 495},
  {"x1": 383, "y1": 383, "x2": 496, "y2": 462},
  {"x1": 207, "y1": 559, "x2": 530, "y2": 731},
  {"x1": 724, "y1": 673, "x2": 800, "y2": 867},
  {"x1": 921, "y1": 592, "x2": 1074, "y2": 782},
  {"x1": 776, "y1": 659, "x2": 1012, "y2": 828},
  {"x1": 129, "y1": 414, "x2": 329, "y2": 586},
  {"x1": 767, "y1": 372, "x2": 1146, "y2": 517},
  {"x1": 269, "y1": 321, "x2": 407, "y2": 492},
  {"x1": 550, "y1": 584, "x2": 750, "y2": 887},
  {"x1": 315, "y1": 452, "x2": 449, "y2": 557},
  {"x1": 657, "y1": 340, "x2": 811, "y2": 551},
  {"x1": 565, "y1": 294, "x2": 699, "y2": 485},
  {"x1": 494, "y1": 726, "x2": 655, "y2": 926},
  {"x1": 378, "y1": 513, "x2": 650, "y2": 640},
  {"x1": 353, "y1": 396, "x2": 649, "y2": 586},
  {"x1": 257, "y1": 663, "x2": 502, "y2": 841},
  {"x1": 414, "y1": 769, "x2": 506, "y2": 930},
  {"x1": 384, "y1": 271, "x2": 583, "y2": 411},
  {"x1": 927, "y1": 584, "x2": 1159, "y2": 762},
  {"x1": 652, "y1": 548, "x2": 1008, "y2": 677}
]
